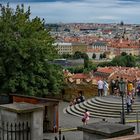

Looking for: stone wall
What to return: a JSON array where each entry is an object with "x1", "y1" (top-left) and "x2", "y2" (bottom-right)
[{"x1": 63, "y1": 84, "x2": 98, "y2": 101}]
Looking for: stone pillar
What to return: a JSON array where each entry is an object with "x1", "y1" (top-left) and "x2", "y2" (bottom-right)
[
  {"x1": 31, "y1": 110, "x2": 43, "y2": 140},
  {"x1": 0, "y1": 102, "x2": 43, "y2": 140}
]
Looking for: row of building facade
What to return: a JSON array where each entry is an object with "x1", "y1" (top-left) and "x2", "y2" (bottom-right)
[{"x1": 54, "y1": 38, "x2": 140, "y2": 59}]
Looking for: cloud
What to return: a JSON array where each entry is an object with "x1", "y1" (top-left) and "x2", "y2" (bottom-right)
[
  {"x1": 1, "y1": 0, "x2": 140, "y2": 24},
  {"x1": 97, "y1": 16, "x2": 119, "y2": 20}
]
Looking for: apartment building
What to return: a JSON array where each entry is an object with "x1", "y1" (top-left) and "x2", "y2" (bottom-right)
[
  {"x1": 108, "y1": 39, "x2": 140, "y2": 56},
  {"x1": 92, "y1": 41, "x2": 108, "y2": 52},
  {"x1": 53, "y1": 42, "x2": 73, "y2": 55},
  {"x1": 72, "y1": 43, "x2": 87, "y2": 54},
  {"x1": 54, "y1": 42, "x2": 87, "y2": 55}
]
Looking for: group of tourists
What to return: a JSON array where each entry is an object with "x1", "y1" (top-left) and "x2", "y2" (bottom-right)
[
  {"x1": 98, "y1": 76, "x2": 140, "y2": 97},
  {"x1": 97, "y1": 77, "x2": 140, "y2": 115},
  {"x1": 70, "y1": 77, "x2": 140, "y2": 125}
]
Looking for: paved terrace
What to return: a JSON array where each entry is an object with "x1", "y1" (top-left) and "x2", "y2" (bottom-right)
[{"x1": 43, "y1": 99, "x2": 140, "y2": 140}]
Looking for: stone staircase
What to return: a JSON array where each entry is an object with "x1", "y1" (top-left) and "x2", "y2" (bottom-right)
[{"x1": 64, "y1": 95, "x2": 140, "y2": 120}]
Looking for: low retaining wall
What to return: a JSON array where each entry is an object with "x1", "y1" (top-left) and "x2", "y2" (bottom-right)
[{"x1": 106, "y1": 134, "x2": 140, "y2": 140}]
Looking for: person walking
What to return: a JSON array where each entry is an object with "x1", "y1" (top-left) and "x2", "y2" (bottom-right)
[
  {"x1": 127, "y1": 81, "x2": 133, "y2": 95},
  {"x1": 97, "y1": 79, "x2": 104, "y2": 96},
  {"x1": 82, "y1": 109, "x2": 90, "y2": 125},
  {"x1": 103, "y1": 80, "x2": 109, "y2": 96},
  {"x1": 126, "y1": 94, "x2": 133, "y2": 114},
  {"x1": 110, "y1": 79, "x2": 115, "y2": 95},
  {"x1": 114, "y1": 76, "x2": 119, "y2": 96}
]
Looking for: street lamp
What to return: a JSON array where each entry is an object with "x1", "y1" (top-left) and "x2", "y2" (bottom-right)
[{"x1": 119, "y1": 77, "x2": 126, "y2": 124}]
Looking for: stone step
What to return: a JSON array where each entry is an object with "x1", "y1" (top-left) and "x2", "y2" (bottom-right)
[
  {"x1": 89, "y1": 98, "x2": 125, "y2": 110},
  {"x1": 68, "y1": 103, "x2": 135, "y2": 119},
  {"x1": 65, "y1": 96, "x2": 140, "y2": 120},
  {"x1": 95, "y1": 96, "x2": 140, "y2": 106},
  {"x1": 89, "y1": 98, "x2": 140, "y2": 111},
  {"x1": 92, "y1": 97, "x2": 140, "y2": 109},
  {"x1": 82, "y1": 100, "x2": 122, "y2": 113},
  {"x1": 65, "y1": 105, "x2": 82, "y2": 118},
  {"x1": 101, "y1": 95, "x2": 140, "y2": 104},
  {"x1": 79, "y1": 102, "x2": 120, "y2": 115},
  {"x1": 78, "y1": 101, "x2": 136, "y2": 118}
]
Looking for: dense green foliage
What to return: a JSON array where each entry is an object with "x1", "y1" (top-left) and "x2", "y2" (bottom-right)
[
  {"x1": 98, "y1": 54, "x2": 136, "y2": 67},
  {"x1": 92, "y1": 53, "x2": 96, "y2": 59},
  {"x1": 99, "y1": 54, "x2": 103, "y2": 59},
  {"x1": 67, "y1": 61, "x2": 97, "y2": 74},
  {"x1": 61, "y1": 51, "x2": 97, "y2": 73},
  {"x1": 121, "y1": 52, "x2": 127, "y2": 56},
  {"x1": 0, "y1": 4, "x2": 64, "y2": 96}
]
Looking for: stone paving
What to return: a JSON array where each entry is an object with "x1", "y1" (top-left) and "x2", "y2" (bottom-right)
[
  {"x1": 43, "y1": 101, "x2": 102, "y2": 140},
  {"x1": 43, "y1": 101, "x2": 140, "y2": 140}
]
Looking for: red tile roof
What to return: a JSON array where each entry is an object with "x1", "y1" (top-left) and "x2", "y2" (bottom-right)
[
  {"x1": 97, "y1": 67, "x2": 114, "y2": 74},
  {"x1": 71, "y1": 73, "x2": 89, "y2": 79}
]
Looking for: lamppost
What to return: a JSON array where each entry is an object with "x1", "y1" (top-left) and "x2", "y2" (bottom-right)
[{"x1": 119, "y1": 77, "x2": 126, "y2": 124}]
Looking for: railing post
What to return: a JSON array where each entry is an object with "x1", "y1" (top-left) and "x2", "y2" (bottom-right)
[
  {"x1": 0, "y1": 121, "x2": 30, "y2": 140},
  {"x1": 26, "y1": 122, "x2": 30, "y2": 140},
  {"x1": 136, "y1": 111, "x2": 139, "y2": 134},
  {"x1": 62, "y1": 135, "x2": 65, "y2": 140},
  {"x1": 2, "y1": 122, "x2": 4, "y2": 140},
  {"x1": 22, "y1": 122, "x2": 24, "y2": 140},
  {"x1": 7, "y1": 122, "x2": 9, "y2": 140},
  {"x1": 10, "y1": 123, "x2": 13, "y2": 140},
  {"x1": 15, "y1": 123, "x2": 17, "y2": 140},
  {"x1": 18, "y1": 122, "x2": 21, "y2": 140},
  {"x1": 59, "y1": 128, "x2": 61, "y2": 140}
]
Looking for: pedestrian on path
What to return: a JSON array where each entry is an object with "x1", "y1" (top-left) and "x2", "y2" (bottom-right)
[
  {"x1": 126, "y1": 94, "x2": 133, "y2": 114},
  {"x1": 82, "y1": 109, "x2": 90, "y2": 125},
  {"x1": 103, "y1": 80, "x2": 109, "y2": 96},
  {"x1": 98, "y1": 79, "x2": 104, "y2": 96}
]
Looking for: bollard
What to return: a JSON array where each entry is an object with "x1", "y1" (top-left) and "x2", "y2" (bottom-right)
[
  {"x1": 62, "y1": 135, "x2": 65, "y2": 140},
  {"x1": 59, "y1": 128, "x2": 61, "y2": 140},
  {"x1": 136, "y1": 112, "x2": 139, "y2": 134},
  {"x1": 102, "y1": 118, "x2": 106, "y2": 122}
]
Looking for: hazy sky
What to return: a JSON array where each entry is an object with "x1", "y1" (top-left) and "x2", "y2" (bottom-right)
[{"x1": 1, "y1": 0, "x2": 140, "y2": 24}]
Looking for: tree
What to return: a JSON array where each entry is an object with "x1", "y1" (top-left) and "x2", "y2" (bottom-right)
[
  {"x1": 125, "y1": 54, "x2": 136, "y2": 67},
  {"x1": 73, "y1": 51, "x2": 82, "y2": 59},
  {"x1": 100, "y1": 54, "x2": 103, "y2": 59},
  {"x1": 82, "y1": 53, "x2": 89, "y2": 68},
  {"x1": 102, "y1": 52, "x2": 106, "y2": 58},
  {"x1": 61, "y1": 53, "x2": 72, "y2": 59},
  {"x1": 92, "y1": 53, "x2": 96, "y2": 59},
  {"x1": 0, "y1": 4, "x2": 64, "y2": 96},
  {"x1": 110, "y1": 54, "x2": 136, "y2": 67},
  {"x1": 121, "y1": 52, "x2": 127, "y2": 56}
]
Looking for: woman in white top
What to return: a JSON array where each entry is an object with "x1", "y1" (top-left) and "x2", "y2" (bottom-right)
[{"x1": 103, "y1": 80, "x2": 109, "y2": 96}]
